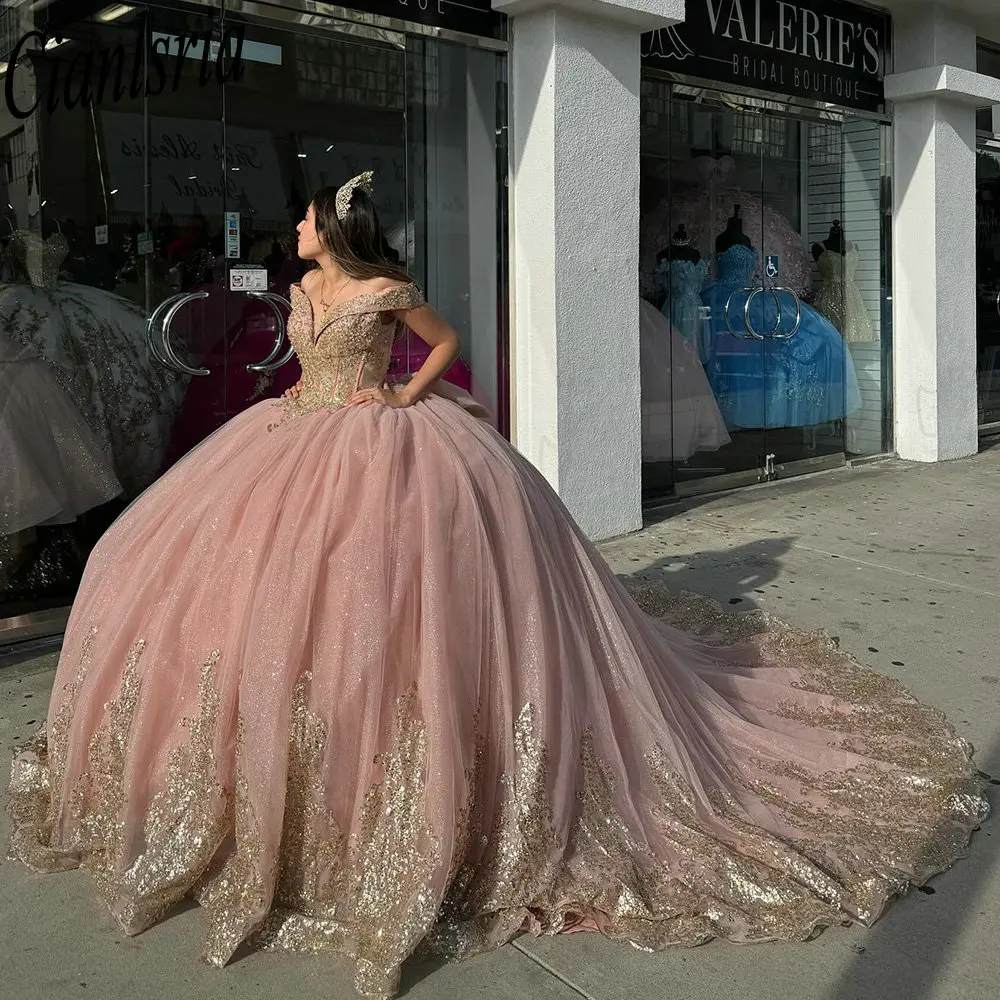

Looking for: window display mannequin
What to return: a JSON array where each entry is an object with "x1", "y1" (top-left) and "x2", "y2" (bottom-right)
[
  {"x1": 655, "y1": 224, "x2": 710, "y2": 348},
  {"x1": 811, "y1": 221, "x2": 876, "y2": 343},
  {"x1": 658, "y1": 224, "x2": 701, "y2": 264},
  {"x1": 715, "y1": 204, "x2": 753, "y2": 253},
  {"x1": 0, "y1": 228, "x2": 187, "y2": 495},
  {"x1": 639, "y1": 296, "x2": 730, "y2": 462},
  {"x1": 641, "y1": 154, "x2": 813, "y2": 295},
  {"x1": 699, "y1": 220, "x2": 861, "y2": 429}
]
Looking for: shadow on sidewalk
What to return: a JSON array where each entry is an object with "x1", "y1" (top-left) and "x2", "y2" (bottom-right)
[{"x1": 616, "y1": 535, "x2": 798, "y2": 615}]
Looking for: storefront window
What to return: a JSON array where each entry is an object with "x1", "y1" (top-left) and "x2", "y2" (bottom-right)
[
  {"x1": 639, "y1": 82, "x2": 892, "y2": 500},
  {"x1": 0, "y1": 1, "x2": 506, "y2": 637}
]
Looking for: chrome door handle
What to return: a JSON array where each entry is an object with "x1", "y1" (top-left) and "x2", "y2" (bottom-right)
[
  {"x1": 768, "y1": 286, "x2": 802, "y2": 339},
  {"x1": 746, "y1": 286, "x2": 783, "y2": 339},
  {"x1": 245, "y1": 291, "x2": 295, "y2": 372},
  {"x1": 145, "y1": 292, "x2": 189, "y2": 370},
  {"x1": 725, "y1": 286, "x2": 764, "y2": 340},
  {"x1": 162, "y1": 290, "x2": 211, "y2": 376}
]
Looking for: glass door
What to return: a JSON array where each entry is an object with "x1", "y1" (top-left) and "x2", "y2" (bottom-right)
[
  {"x1": 0, "y1": 0, "x2": 408, "y2": 636},
  {"x1": 977, "y1": 138, "x2": 1000, "y2": 431},
  {"x1": 639, "y1": 88, "x2": 862, "y2": 501},
  {"x1": 762, "y1": 111, "x2": 855, "y2": 481},
  {"x1": 640, "y1": 95, "x2": 767, "y2": 500}
]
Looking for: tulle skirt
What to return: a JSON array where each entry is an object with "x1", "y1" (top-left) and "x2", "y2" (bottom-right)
[{"x1": 8, "y1": 385, "x2": 988, "y2": 999}]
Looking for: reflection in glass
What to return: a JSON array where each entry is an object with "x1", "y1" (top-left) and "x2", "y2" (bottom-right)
[
  {"x1": 638, "y1": 83, "x2": 888, "y2": 501},
  {"x1": 1, "y1": 4, "x2": 505, "y2": 628}
]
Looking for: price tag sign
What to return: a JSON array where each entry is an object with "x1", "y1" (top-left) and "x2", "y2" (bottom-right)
[
  {"x1": 225, "y1": 211, "x2": 240, "y2": 259},
  {"x1": 229, "y1": 265, "x2": 268, "y2": 292},
  {"x1": 764, "y1": 254, "x2": 780, "y2": 279},
  {"x1": 94, "y1": 224, "x2": 108, "y2": 246},
  {"x1": 137, "y1": 231, "x2": 153, "y2": 255}
]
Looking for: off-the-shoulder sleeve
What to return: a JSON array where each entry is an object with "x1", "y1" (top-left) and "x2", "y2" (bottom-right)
[
  {"x1": 379, "y1": 282, "x2": 424, "y2": 312},
  {"x1": 337, "y1": 282, "x2": 425, "y2": 318}
]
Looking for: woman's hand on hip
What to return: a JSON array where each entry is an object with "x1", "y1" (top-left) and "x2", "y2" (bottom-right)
[{"x1": 348, "y1": 385, "x2": 411, "y2": 409}]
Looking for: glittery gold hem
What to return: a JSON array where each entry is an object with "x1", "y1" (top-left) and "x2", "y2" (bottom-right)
[{"x1": 6, "y1": 588, "x2": 989, "y2": 999}]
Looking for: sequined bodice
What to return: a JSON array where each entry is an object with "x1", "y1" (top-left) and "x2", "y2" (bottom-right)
[
  {"x1": 281, "y1": 281, "x2": 424, "y2": 417},
  {"x1": 817, "y1": 246, "x2": 859, "y2": 285},
  {"x1": 714, "y1": 244, "x2": 757, "y2": 287}
]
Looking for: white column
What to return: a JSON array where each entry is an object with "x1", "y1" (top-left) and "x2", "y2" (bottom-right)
[
  {"x1": 887, "y1": 8, "x2": 1000, "y2": 461},
  {"x1": 494, "y1": 0, "x2": 682, "y2": 541}
]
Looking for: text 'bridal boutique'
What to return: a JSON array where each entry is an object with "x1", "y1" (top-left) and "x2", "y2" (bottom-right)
[{"x1": 8, "y1": 174, "x2": 989, "y2": 1000}]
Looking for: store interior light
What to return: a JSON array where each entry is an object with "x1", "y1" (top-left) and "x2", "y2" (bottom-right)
[
  {"x1": 97, "y1": 4, "x2": 134, "y2": 22},
  {"x1": 326, "y1": 145, "x2": 334, "y2": 152},
  {"x1": 297, "y1": 153, "x2": 307, "y2": 158},
  {"x1": 110, "y1": 188, "x2": 118, "y2": 195}
]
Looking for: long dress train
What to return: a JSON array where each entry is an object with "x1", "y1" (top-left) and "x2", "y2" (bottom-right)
[{"x1": 7, "y1": 283, "x2": 988, "y2": 1000}]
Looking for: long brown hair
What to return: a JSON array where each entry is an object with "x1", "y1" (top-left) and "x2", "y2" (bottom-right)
[{"x1": 311, "y1": 184, "x2": 412, "y2": 284}]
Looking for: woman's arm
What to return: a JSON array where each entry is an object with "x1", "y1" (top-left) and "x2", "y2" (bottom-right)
[{"x1": 389, "y1": 304, "x2": 462, "y2": 406}]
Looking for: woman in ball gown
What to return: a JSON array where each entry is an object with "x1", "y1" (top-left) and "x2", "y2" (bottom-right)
[{"x1": 8, "y1": 173, "x2": 988, "y2": 1000}]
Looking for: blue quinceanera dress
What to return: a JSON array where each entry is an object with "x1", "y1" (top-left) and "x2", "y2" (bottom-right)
[{"x1": 700, "y1": 245, "x2": 861, "y2": 428}]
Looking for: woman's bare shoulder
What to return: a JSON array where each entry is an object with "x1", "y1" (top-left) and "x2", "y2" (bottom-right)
[{"x1": 358, "y1": 276, "x2": 412, "y2": 295}]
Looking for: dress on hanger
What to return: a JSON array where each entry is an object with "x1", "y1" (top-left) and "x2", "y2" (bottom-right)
[
  {"x1": 813, "y1": 246, "x2": 876, "y2": 343},
  {"x1": 700, "y1": 245, "x2": 861, "y2": 428},
  {"x1": 8, "y1": 283, "x2": 986, "y2": 1000},
  {"x1": 0, "y1": 231, "x2": 186, "y2": 494},
  {"x1": 640, "y1": 298, "x2": 730, "y2": 461},
  {"x1": 0, "y1": 333, "x2": 121, "y2": 536}
]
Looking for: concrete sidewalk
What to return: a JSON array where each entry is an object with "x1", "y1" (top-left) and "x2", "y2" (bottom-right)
[{"x1": 3, "y1": 448, "x2": 999, "y2": 1000}]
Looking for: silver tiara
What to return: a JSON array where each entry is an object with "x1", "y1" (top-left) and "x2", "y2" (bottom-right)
[{"x1": 335, "y1": 171, "x2": 374, "y2": 221}]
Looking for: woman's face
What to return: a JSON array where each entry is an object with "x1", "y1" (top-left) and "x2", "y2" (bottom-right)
[{"x1": 296, "y1": 203, "x2": 323, "y2": 260}]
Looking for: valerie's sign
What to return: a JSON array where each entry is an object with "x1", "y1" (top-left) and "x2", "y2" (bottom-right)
[{"x1": 642, "y1": 0, "x2": 891, "y2": 113}]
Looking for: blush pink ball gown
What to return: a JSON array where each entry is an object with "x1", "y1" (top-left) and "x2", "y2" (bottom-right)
[{"x1": 7, "y1": 283, "x2": 988, "y2": 999}]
